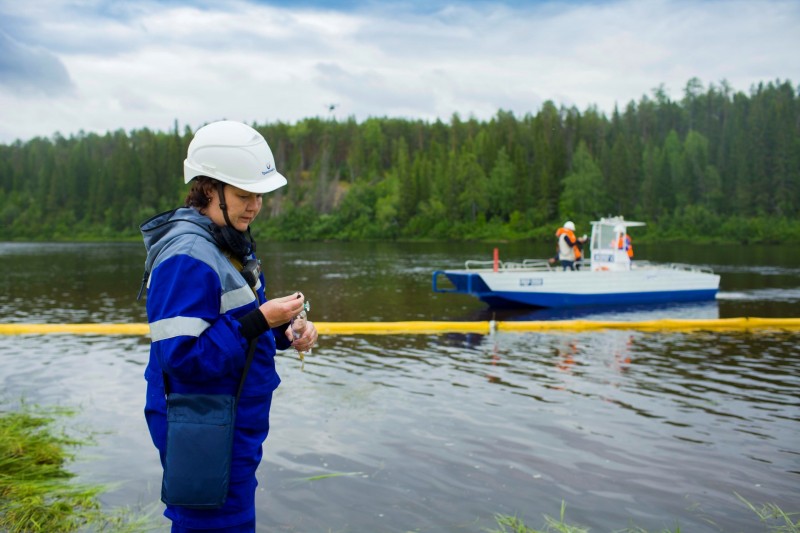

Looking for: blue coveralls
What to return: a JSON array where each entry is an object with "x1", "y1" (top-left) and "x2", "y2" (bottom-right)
[{"x1": 140, "y1": 208, "x2": 291, "y2": 531}]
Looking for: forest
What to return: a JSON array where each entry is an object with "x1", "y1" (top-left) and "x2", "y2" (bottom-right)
[{"x1": 1, "y1": 78, "x2": 798, "y2": 244}]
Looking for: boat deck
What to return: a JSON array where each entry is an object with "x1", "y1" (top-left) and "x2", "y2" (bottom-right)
[{"x1": 461, "y1": 259, "x2": 715, "y2": 275}]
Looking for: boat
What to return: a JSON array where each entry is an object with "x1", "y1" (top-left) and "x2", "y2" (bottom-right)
[{"x1": 432, "y1": 217, "x2": 721, "y2": 308}]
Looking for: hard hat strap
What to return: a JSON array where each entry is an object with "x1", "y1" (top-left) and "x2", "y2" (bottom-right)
[
  {"x1": 212, "y1": 181, "x2": 256, "y2": 261},
  {"x1": 215, "y1": 182, "x2": 235, "y2": 228}
]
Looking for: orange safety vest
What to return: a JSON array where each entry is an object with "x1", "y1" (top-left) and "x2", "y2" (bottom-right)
[
  {"x1": 615, "y1": 234, "x2": 634, "y2": 258},
  {"x1": 556, "y1": 227, "x2": 582, "y2": 259}
]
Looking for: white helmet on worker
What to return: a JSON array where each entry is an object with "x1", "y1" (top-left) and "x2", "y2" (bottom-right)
[
  {"x1": 614, "y1": 224, "x2": 625, "y2": 233},
  {"x1": 563, "y1": 221, "x2": 576, "y2": 231},
  {"x1": 184, "y1": 120, "x2": 287, "y2": 194}
]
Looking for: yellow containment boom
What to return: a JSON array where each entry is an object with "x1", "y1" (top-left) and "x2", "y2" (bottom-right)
[{"x1": 1, "y1": 318, "x2": 799, "y2": 336}]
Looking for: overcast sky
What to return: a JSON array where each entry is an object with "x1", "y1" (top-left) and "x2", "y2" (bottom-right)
[{"x1": 0, "y1": 0, "x2": 798, "y2": 144}]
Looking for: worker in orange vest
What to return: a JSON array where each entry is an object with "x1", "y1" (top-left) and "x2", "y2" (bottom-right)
[
  {"x1": 556, "y1": 221, "x2": 588, "y2": 271},
  {"x1": 614, "y1": 225, "x2": 634, "y2": 259}
]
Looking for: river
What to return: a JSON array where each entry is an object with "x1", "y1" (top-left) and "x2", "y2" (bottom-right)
[{"x1": 0, "y1": 241, "x2": 798, "y2": 532}]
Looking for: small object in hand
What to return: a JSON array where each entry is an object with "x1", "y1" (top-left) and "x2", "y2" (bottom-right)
[{"x1": 291, "y1": 300, "x2": 311, "y2": 361}]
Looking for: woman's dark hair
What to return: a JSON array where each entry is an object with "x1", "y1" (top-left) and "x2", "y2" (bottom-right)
[{"x1": 184, "y1": 176, "x2": 217, "y2": 209}]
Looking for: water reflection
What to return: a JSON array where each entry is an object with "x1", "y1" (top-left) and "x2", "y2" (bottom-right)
[
  {"x1": 468, "y1": 299, "x2": 722, "y2": 322},
  {"x1": 718, "y1": 286, "x2": 800, "y2": 303}
]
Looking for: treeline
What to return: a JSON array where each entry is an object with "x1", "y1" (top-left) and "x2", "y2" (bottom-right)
[{"x1": 1, "y1": 78, "x2": 799, "y2": 243}]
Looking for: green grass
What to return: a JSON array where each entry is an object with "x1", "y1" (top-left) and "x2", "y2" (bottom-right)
[
  {"x1": 0, "y1": 404, "x2": 156, "y2": 532},
  {"x1": 489, "y1": 502, "x2": 590, "y2": 533},
  {"x1": 737, "y1": 493, "x2": 800, "y2": 533},
  {"x1": 300, "y1": 471, "x2": 365, "y2": 482},
  {"x1": 489, "y1": 498, "x2": 798, "y2": 533}
]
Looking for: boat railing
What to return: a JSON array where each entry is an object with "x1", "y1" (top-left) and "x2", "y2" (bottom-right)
[
  {"x1": 664, "y1": 262, "x2": 715, "y2": 274},
  {"x1": 464, "y1": 259, "x2": 590, "y2": 272},
  {"x1": 523, "y1": 259, "x2": 558, "y2": 270},
  {"x1": 464, "y1": 260, "x2": 499, "y2": 271},
  {"x1": 632, "y1": 261, "x2": 715, "y2": 274},
  {"x1": 461, "y1": 257, "x2": 716, "y2": 274}
]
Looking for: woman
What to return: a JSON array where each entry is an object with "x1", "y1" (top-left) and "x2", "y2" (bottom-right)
[{"x1": 140, "y1": 120, "x2": 317, "y2": 532}]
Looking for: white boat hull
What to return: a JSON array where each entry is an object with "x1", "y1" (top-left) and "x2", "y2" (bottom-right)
[{"x1": 433, "y1": 266, "x2": 720, "y2": 308}]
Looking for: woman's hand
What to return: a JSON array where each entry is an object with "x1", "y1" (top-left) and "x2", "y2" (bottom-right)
[
  {"x1": 287, "y1": 320, "x2": 318, "y2": 353},
  {"x1": 259, "y1": 292, "x2": 306, "y2": 327}
]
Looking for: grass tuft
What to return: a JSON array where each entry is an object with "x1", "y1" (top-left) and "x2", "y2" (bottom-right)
[
  {"x1": 0, "y1": 404, "x2": 156, "y2": 532},
  {"x1": 736, "y1": 493, "x2": 800, "y2": 533},
  {"x1": 490, "y1": 496, "x2": 798, "y2": 533}
]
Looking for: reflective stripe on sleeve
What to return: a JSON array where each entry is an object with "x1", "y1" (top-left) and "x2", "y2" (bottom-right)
[
  {"x1": 149, "y1": 316, "x2": 210, "y2": 341},
  {"x1": 221, "y1": 284, "x2": 257, "y2": 314}
]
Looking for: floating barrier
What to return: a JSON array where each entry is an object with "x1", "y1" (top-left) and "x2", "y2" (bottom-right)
[
  {"x1": 1, "y1": 318, "x2": 799, "y2": 336},
  {"x1": 0, "y1": 323, "x2": 150, "y2": 336}
]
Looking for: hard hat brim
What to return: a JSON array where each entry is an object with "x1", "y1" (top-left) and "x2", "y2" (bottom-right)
[
  {"x1": 229, "y1": 171, "x2": 288, "y2": 194},
  {"x1": 184, "y1": 159, "x2": 288, "y2": 194}
]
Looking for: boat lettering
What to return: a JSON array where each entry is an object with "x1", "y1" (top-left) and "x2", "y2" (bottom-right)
[
  {"x1": 519, "y1": 278, "x2": 543, "y2": 286},
  {"x1": 594, "y1": 254, "x2": 614, "y2": 262}
]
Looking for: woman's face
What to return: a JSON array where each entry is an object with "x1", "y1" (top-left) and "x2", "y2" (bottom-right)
[{"x1": 206, "y1": 184, "x2": 263, "y2": 231}]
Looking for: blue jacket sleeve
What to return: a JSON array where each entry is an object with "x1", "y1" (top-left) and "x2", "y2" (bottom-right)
[
  {"x1": 147, "y1": 254, "x2": 249, "y2": 382},
  {"x1": 273, "y1": 322, "x2": 292, "y2": 350}
]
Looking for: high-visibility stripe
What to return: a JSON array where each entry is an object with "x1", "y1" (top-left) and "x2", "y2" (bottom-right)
[
  {"x1": 1, "y1": 318, "x2": 799, "y2": 337},
  {"x1": 148, "y1": 316, "x2": 210, "y2": 341},
  {"x1": 221, "y1": 285, "x2": 256, "y2": 314}
]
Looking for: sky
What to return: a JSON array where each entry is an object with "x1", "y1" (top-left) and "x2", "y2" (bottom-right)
[{"x1": 0, "y1": 0, "x2": 798, "y2": 144}]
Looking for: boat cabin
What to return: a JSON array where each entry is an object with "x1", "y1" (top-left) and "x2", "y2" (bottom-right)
[{"x1": 589, "y1": 216, "x2": 646, "y2": 272}]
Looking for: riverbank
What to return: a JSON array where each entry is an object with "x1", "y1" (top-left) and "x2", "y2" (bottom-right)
[{"x1": 4, "y1": 212, "x2": 800, "y2": 245}]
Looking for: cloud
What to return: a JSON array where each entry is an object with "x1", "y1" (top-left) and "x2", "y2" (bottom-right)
[
  {"x1": 0, "y1": 0, "x2": 798, "y2": 143},
  {"x1": 0, "y1": 30, "x2": 75, "y2": 96}
]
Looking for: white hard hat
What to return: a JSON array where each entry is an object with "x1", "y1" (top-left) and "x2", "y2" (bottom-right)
[
  {"x1": 564, "y1": 221, "x2": 575, "y2": 231},
  {"x1": 184, "y1": 120, "x2": 287, "y2": 194},
  {"x1": 614, "y1": 224, "x2": 625, "y2": 233}
]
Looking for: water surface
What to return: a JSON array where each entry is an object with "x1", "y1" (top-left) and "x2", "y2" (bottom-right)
[{"x1": 0, "y1": 241, "x2": 798, "y2": 532}]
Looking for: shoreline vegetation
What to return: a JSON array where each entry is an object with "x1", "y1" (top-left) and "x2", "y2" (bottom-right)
[
  {"x1": 1, "y1": 212, "x2": 798, "y2": 245},
  {"x1": 1, "y1": 78, "x2": 798, "y2": 245},
  {"x1": 0, "y1": 404, "x2": 155, "y2": 532},
  {"x1": 1, "y1": 407, "x2": 797, "y2": 532}
]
